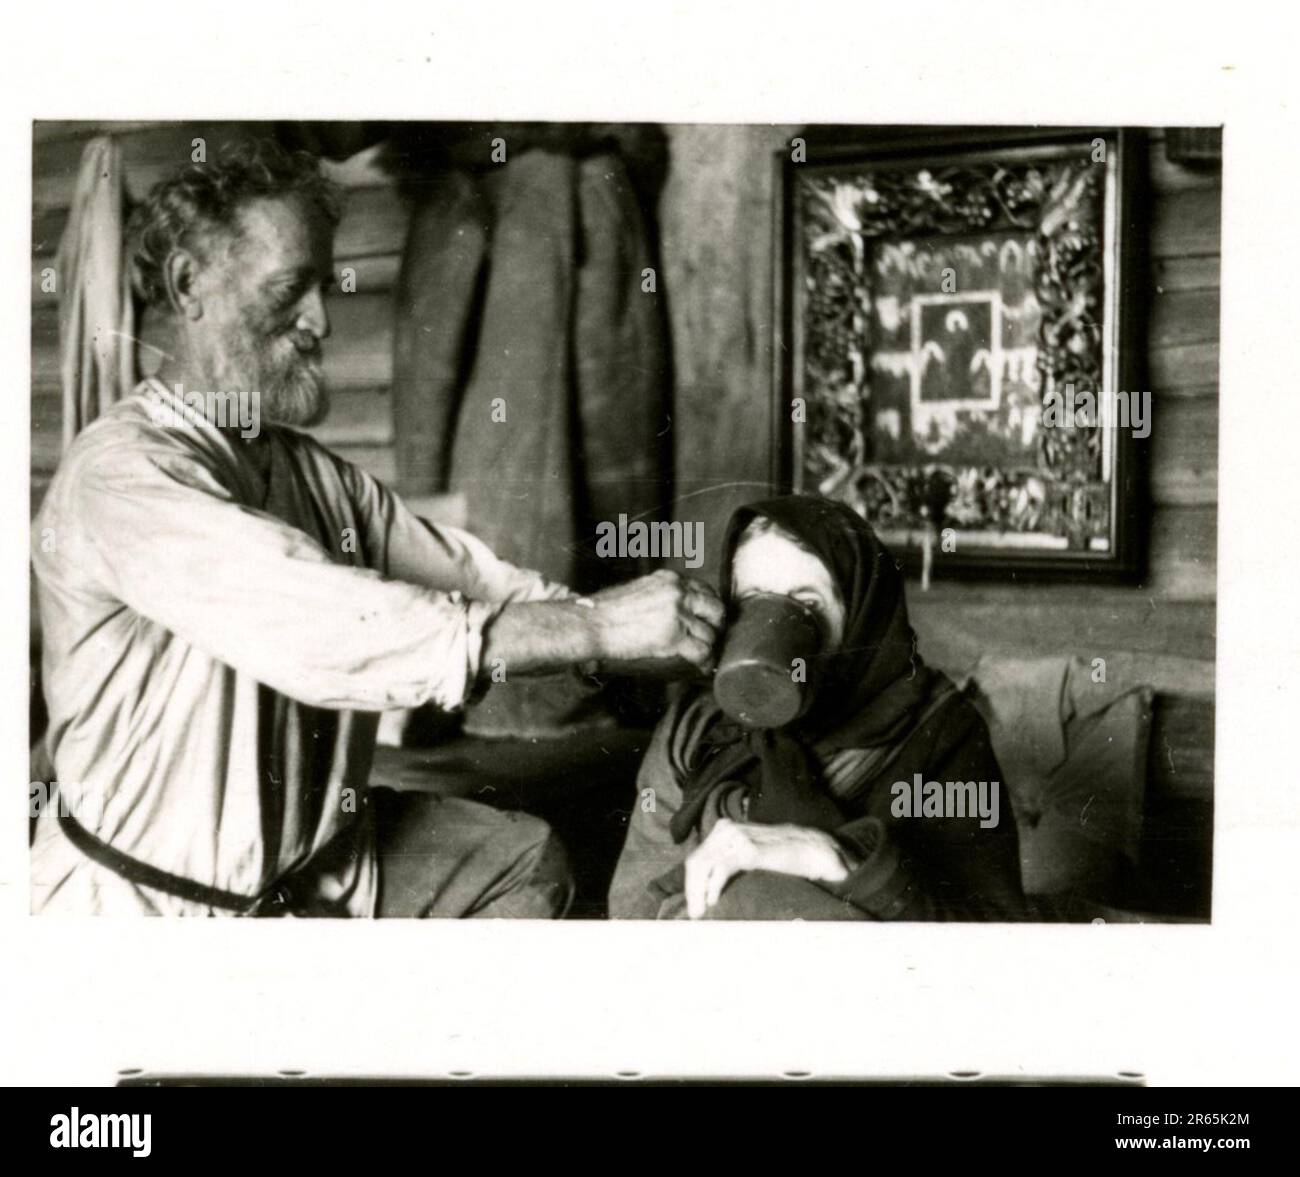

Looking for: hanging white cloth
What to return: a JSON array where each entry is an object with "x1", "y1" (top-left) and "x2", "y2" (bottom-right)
[{"x1": 56, "y1": 135, "x2": 136, "y2": 449}]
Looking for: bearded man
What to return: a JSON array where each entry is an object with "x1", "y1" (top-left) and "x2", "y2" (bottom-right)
[{"x1": 30, "y1": 141, "x2": 723, "y2": 917}]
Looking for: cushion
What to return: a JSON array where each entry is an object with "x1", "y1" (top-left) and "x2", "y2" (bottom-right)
[{"x1": 960, "y1": 655, "x2": 1152, "y2": 902}]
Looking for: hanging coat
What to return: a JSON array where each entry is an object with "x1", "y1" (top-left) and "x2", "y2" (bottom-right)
[{"x1": 391, "y1": 128, "x2": 671, "y2": 736}]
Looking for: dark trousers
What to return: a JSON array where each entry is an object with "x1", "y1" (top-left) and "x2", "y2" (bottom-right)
[{"x1": 373, "y1": 789, "x2": 574, "y2": 918}]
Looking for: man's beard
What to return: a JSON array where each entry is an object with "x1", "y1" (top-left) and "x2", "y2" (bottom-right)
[{"x1": 209, "y1": 319, "x2": 328, "y2": 429}]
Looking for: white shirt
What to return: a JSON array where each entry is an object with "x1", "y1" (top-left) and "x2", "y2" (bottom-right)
[{"x1": 31, "y1": 380, "x2": 565, "y2": 915}]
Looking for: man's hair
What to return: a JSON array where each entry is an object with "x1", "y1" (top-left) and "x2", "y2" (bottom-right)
[{"x1": 127, "y1": 138, "x2": 342, "y2": 308}]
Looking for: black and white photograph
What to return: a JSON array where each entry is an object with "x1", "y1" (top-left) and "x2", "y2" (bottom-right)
[
  {"x1": 26, "y1": 119, "x2": 1216, "y2": 925},
  {"x1": 2, "y1": 0, "x2": 1298, "y2": 1122}
]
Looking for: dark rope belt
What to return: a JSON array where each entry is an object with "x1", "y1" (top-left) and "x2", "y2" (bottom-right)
[{"x1": 57, "y1": 806, "x2": 314, "y2": 916}]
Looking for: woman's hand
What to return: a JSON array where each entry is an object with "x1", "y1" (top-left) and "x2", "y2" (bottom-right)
[{"x1": 683, "y1": 818, "x2": 858, "y2": 919}]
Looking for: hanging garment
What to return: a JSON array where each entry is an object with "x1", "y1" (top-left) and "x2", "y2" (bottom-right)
[
  {"x1": 55, "y1": 136, "x2": 137, "y2": 450},
  {"x1": 392, "y1": 132, "x2": 671, "y2": 737},
  {"x1": 391, "y1": 167, "x2": 490, "y2": 499}
]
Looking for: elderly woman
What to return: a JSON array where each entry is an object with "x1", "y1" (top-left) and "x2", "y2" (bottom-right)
[{"x1": 609, "y1": 494, "x2": 1025, "y2": 921}]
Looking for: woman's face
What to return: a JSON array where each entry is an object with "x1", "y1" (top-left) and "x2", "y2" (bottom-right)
[{"x1": 730, "y1": 521, "x2": 847, "y2": 649}]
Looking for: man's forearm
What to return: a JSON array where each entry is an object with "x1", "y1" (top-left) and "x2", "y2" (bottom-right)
[
  {"x1": 478, "y1": 600, "x2": 603, "y2": 680},
  {"x1": 476, "y1": 569, "x2": 725, "y2": 685}
]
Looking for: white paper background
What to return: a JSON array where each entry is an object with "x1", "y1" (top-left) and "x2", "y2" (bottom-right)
[{"x1": 2, "y1": 0, "x2": 1296, "y2": 1086}]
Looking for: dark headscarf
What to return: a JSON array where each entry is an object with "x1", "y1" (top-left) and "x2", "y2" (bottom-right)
[{"x1": 669, "y1": 495, "x2": 940, "y2": 842}]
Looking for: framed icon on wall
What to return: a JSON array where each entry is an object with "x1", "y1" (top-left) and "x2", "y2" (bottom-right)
[{"x1": 774, "y1": 127, "x2": 1146, "y2": 580}]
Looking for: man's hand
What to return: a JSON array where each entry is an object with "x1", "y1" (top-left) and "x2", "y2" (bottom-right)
[
  {"x1": 478, "y1": 570, "x2": 722, "y2": 684},
  {"x1": 683, "y1": 818, "x2": 857, "y2": 919},
  {"x1": 587, "y1": 570, "x2": 724, "y2": 675}
]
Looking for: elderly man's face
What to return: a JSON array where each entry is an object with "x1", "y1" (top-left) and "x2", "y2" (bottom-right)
[{"x1": 192, "y1": 194, "x2": 334, "y2": 428}]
